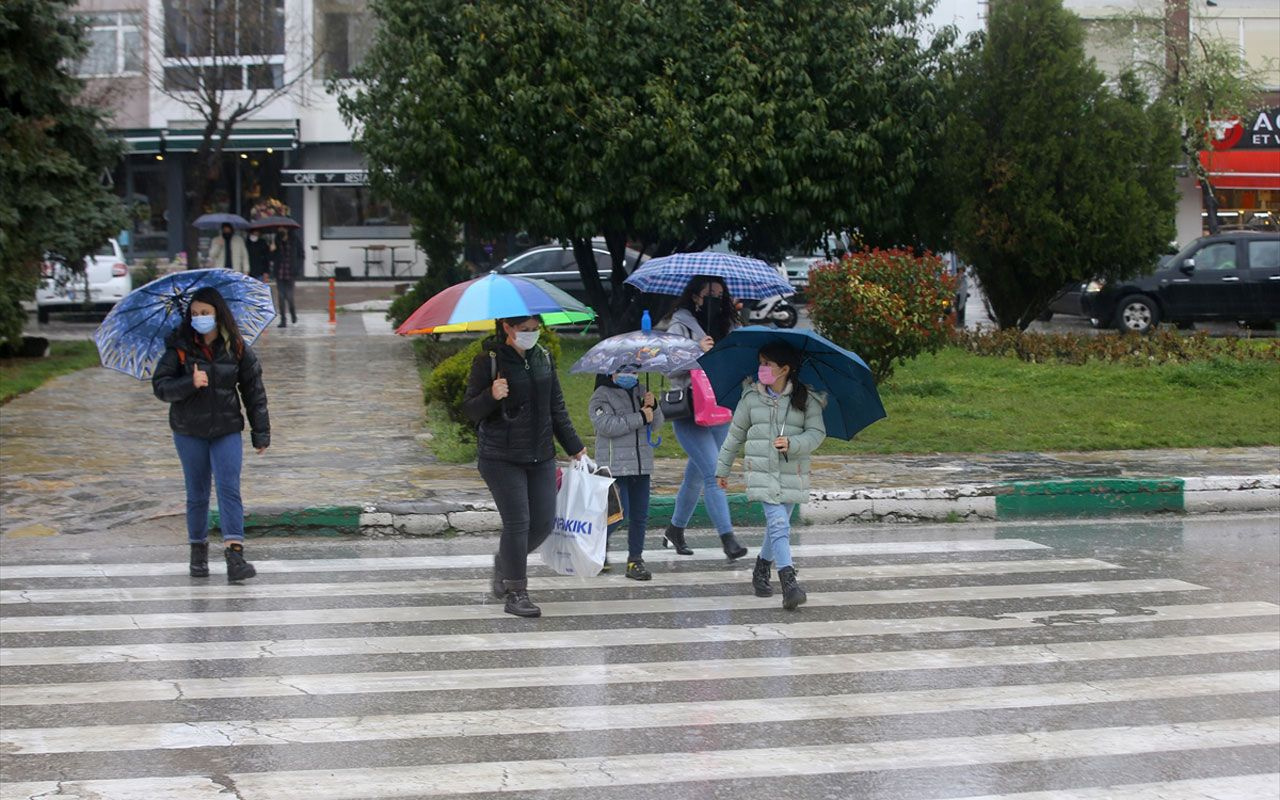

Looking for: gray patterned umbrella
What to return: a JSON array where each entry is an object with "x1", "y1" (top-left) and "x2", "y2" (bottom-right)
[{"x1": 570, "y1": 330, "x2": 704, "y2": 376}]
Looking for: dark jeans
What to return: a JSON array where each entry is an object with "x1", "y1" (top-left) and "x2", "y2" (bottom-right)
[
  {"x1": 275, "y1": 280, "x2": 297, "y2": 322},
  {"x1": 478, "y1": 457, "x2": 558, "y2": 582},
  {"x1": 607, "y1": 474, "x2": 651, "y2": 560},
  {"x1": 173, "y1": 432, "x2": 244, "y2": 543}
]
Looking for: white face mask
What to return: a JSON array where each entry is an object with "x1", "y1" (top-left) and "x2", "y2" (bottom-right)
[{"x1": 514, "y1": 330, "x2": 540, "y2": 350}]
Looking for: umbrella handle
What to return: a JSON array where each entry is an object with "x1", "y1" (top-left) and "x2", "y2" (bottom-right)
[{"x1": 646, "y1": 423, "x2": 662, "y2": 448}]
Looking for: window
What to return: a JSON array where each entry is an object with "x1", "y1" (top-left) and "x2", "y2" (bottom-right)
[
  {"x1": 319, "y1": 187, "x2": 410, "y2": 239},
  {"x1": 318, "y1": 9, "x2": 374, "y2": 79},
  {"x1": 77, "y1": 12, "x2": 143, "y2": 77},
  {"x1": 163, "y1": 0, "x2": 284, "y2": 90},
  {"x1": 1249, "y1": 240, "x2": 1280, "y2": 270},
  {"x1": 503, "y1": 249, "x2": 562, "y2": 274},
  {"x1": 1196, "y1": 242, "x2": 1238, "y2": 271}
]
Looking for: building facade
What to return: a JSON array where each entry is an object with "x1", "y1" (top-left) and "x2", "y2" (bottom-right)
[{"x1": 76, "y1": 0, "x2": 417, "y2": 279}]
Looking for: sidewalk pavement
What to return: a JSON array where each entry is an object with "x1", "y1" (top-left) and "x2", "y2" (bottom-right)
[{"x1": 2, "y1": 309, "x2": 1277, "y2": 539}]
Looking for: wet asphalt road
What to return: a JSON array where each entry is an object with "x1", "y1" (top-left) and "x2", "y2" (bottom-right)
[{"x1": 1, "y1": 515, "x2": 1277, "y2": 799}]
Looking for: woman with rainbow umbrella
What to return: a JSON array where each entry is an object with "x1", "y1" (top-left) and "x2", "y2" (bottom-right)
[{"x1": 398, "y1": 273, "x2": 593, "y2": 618}]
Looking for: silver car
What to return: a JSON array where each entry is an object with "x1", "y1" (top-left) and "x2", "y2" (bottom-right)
[{"x1": 35, "y1": 238, "x2": 132, "y2": 323}]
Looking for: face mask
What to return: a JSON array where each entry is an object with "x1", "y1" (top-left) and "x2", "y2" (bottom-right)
[
  {"x1": 614, "y1": 374, "x2": 639, "y2": 389},
  {"x1": 757, "y1": 365, "x2": 778, "y2": 385},
  {"x1": 514, "y1": 330, "x2": 540, "y2": 350},
  {"x1": 191, "y1": 315, "x2": 217, "y2": 335},
  {"x1": 249, "y1": 234, "x2": 259, "y2": 242}
]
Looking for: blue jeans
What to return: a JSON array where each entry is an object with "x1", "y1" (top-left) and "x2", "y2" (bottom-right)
[
  {"x1": 173, "y1": 432, "x2": 244, "y2": 543},
  {"x1": 608, "y1": 474, "x2": 651, "y2": 560},
  {"x1": 758, "y1": 503, "x2": 796, "y2": 568},
  {"x1": 671, "y1": 418, "x2": 733, "y2": 535}
]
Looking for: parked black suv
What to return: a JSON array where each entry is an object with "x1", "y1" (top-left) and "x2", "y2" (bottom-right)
[{"x1": 1081, "y1": 232, "x2": 1280, "y2": 333}]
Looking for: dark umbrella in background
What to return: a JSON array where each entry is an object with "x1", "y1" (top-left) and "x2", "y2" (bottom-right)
[
  {"x1": 248, "y1": 215, "x2": 300, "y2": 229},
  {"x1": 192, "y1": 213, "x2": 250, "y2": 230}
]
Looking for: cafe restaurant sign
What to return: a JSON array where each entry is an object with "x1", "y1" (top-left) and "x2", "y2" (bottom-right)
[
  {"x1": 1209, "y1": 108, "x2": 1280, "y2": 151},
  {"x1": 281, "y1": 170, "x2": 370, "y2": 186}
]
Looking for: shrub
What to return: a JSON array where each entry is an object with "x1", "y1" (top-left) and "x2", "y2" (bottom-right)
[
  {"x1": 423, "y1": 325, "x2": 564, "y2": 423},
  {"x1": 130, "y1": 258, "x2": 161, "y2": 287},
  {"x1": 808, "y1": 248, "x2": 955, "y2": 382},
  {"x1": 954, "y1": 327, "x2": 1280, "y2": 366},
  {"x1": 387, "y1": 255, "x2": 470, "y2": 330}
]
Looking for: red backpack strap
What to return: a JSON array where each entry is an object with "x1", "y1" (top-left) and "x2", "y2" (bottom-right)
[{"x1": 177, "y1": 349, "x2": 187, "y2": 366}]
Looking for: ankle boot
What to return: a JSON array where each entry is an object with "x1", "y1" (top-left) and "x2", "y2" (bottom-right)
[
  {"x1": 720, "y1": 532, "x2": 748, "y2": 561},
  {"x1": 751, "y1": 556, "x2": 774, "y2": 597},
  {"x1": 778, "y1": 566, "x2": 807, "y2": 611},
  {"x1": 490, "y1": 553, "x2": 505, "y2": 599},
  {"x1": 662, "y1": 524, "x2": 693, "y2": 555},
  {"x1": 224, "y1": 543, "x2": 257, "y2": 583},
  {"x1": 502, "y1": 579, "x2": 541, "y2": 618},
  {"x1": 189, "y1": 542, "x2": 209, "y2": 578}
]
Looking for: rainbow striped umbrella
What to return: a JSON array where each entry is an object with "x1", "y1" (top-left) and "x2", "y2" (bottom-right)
[{"x1": 395, "y1": 272, "x2": 595, "y2": 335}]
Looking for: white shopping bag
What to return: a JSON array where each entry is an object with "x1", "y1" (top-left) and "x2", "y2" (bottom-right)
[{"x1": 539, "y1": 458, "x2": 613, "y2": 578}]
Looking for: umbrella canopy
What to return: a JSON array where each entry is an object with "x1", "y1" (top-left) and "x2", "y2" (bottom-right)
[
  {"x1": 570, "y1": 330, "x2": 704, "y2": 376},
  {"x1": 396, "y1": 272, "x2": 595, "y2": 335},
  {"x1": 624, "y1": 251, "x2": 794, "y2": 300},
  {"x1": 248, "y1": 215, "x2": 300, "y2": 229},
  {"x1": 697, "y1": 326, "x2": 885, "y2": 440},
  {"x1": 193, "y1": 213, "x2": 250, "y2": 230},
  {"x1": 94, "y1": 269, "x2": 276, "y2": 380}
]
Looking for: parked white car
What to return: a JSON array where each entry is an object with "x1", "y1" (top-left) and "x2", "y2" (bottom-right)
[{"x1": 35, "y1": 238, "x2": 131, "y2": 323}]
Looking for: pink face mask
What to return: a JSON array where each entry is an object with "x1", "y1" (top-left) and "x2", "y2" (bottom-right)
[{"x1": 757, "y1": 365, "x2": 777, "y2": 385}]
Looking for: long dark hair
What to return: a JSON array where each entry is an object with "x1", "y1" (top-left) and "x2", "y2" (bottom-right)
[
  {"x1": 669, "y1": 275, "x2": 735, "y2": 341},
  {"x1": 183, "y1": 287, "x2": 244, "y2": 358},
  {"x1": 758, "y1": 341, "x2": 808, "y2": 413},
  {"x1": 494, "y1": 315, "x2": 535, "y2": 341}
]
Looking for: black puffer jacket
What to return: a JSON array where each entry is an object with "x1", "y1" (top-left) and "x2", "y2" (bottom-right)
[
  {"x1": 462, "y1": 339, "x2": 583, "y2": 463},
  {"x1": 152, "y1": 333, "x2": 271, "y2": 449}
]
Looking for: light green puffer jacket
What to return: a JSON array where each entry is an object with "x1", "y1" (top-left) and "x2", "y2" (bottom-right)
[{"x1": 716, "y1": 380, "x2": 827, "y2": 504}]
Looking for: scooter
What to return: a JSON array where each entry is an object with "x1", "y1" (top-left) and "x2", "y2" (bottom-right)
[{"x1": 745, "y1": 295, "x2": 799, "y2": 328}]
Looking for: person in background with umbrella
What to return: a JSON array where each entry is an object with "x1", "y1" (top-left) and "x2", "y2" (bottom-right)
[
  {"x1": 661, "y1": 275, "x2": 748, "y2": 561},
  {"x1": 589, "y1": 370, "x2": 662, "y2": 581},
  {"x1": 245, "y1": 228, "x2": 271, "y2": 282},
  {"x1": 207, "y1": 222, "x2": 249, "y2": 273},
  {"x1": 463, "y1": 315, "x2": 587, "y2": 618},
  {"x1": 715, "y1": 341, "x2": 826, "y2": 610},
  {"x1": 151, "y1": 287, "x2": 270, "y2": 583},
  {"x1": 270, "y1": 225, "x2": 302, "y2": 327}
]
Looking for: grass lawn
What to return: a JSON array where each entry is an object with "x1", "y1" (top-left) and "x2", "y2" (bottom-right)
[
  {"x1": 0, "y1": 340, "x2": 99, "y2": 405},
  {"x1": 420, "y1": 334, "x2": 1279, "y2": 460}
]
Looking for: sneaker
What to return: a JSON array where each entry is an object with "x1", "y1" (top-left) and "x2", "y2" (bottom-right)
[{"x1": 625, "y1": 559, "x2": 652, "y2": 581}]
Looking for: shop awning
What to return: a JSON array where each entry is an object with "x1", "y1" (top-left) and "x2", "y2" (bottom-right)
[
  {"x1": 282, "y1": 143, "x2": 369, "y2": 186},
  {"x1": 1199, "y1": 149, "x2": 1280, "y2": 190},
  {"x1": 112, "y1": 125, "x2": 299, "y2": 155}
]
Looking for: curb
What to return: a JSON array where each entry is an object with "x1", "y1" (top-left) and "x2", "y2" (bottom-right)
[{"x1": 213, "y1": 474, "x2": 1280, "y2": 537}]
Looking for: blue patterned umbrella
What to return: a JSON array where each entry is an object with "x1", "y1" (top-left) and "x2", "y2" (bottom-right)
[
  {"x1": 623, "y1": 252, "x2": 794, "y2": 299},
  {"x1": 94, "y1": 269, "x2": 276, "y2": 379},
  {"x1": 570, "y1": 331, "x2": 704, "y2": 376}
]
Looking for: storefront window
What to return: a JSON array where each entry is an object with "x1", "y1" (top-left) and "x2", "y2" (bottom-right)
[
  {"x1": 1210, "y1": 189, "x2": 1279, "y2": 233},
  {"x1": 320, "y1": 187, "x2": 410, "y2": 239},
  {"x1": 121, "y1": 163, "x2": 169, "y2": 258}
]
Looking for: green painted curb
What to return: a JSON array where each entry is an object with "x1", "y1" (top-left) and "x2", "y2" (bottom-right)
[
  {"x1": 996, "y1": 478, "x2": 1185, "y2": 519},
  {"x1": 646, "y1": 494, "x2": 797, "y2": 529},
  {"x1": 210, "y1": 506, "x2": 363, "y2": 536}
]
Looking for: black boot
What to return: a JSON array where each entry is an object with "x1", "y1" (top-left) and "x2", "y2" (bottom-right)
[
  {"x1": 720, "y1": 532, "x2": 748, "y2": 561},
  {"x1": 751, "y1": 556, "x2": 773, "y2": 597},
  {"x1": 662, "y1": 525, "x2": 693, "y2": 555},
  {"x1": 224, "y1": 543, "x2": 257, "y2": 583},
  {"x1": 502, "y1": 579, "x2": 541, "y2": 618},
  {"x1": 189, "y1": 542, "x2": 209, "y2": 578},
  {"x1": 778, "y1": 566, "x2": 807, "y2": 611},
  {"x1": 490, "y1": 553, "x2": 505, "y2": 599}
]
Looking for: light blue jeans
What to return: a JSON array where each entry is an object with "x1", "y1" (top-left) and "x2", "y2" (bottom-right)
[
  {"x1": 670, "y1": 418, "x2": 733, "y2": 535},
  {"x1": 173, "y1": 432, "x2": 244, "y2": 543},
  {"x1": 758, "y1": 503, "x2": 796, "y2": 568}
]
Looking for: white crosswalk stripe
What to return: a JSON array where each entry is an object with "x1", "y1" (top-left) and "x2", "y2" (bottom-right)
[{"x1": 2, "y1": 534, "x2": 1278, "y2": 800}]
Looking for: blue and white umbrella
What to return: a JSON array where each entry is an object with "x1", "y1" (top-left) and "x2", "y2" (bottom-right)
[
  {"x1": 623, "y1": 252, "x2": 794, "y2": 300},
  {"x1": 94, "y1": 269, "x2": 276, "y2": 380}
]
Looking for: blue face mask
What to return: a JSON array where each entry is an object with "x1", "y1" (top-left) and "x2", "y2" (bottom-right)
[
  {"x1": 190, "y1": 315, "x2": 217, "y2": 335},
  {"x1": 614, "y1": 374, "x2": 639, "y2": 389}
]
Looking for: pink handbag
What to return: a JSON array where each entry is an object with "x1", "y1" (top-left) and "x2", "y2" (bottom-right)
[{"x1": 690, "y1": 369, "x2": 733, "y2": 427}]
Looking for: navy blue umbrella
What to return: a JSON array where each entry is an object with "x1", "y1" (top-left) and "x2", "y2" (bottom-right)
[
  {"x1": 193, "y1": 213, "x2": 250, "y2": 230},
  {"x1": 697, "y1": 326, "x2": 885, "y2": 440}
]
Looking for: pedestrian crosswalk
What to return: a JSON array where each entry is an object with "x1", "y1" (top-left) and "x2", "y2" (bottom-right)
[{"x1": 1, "y1": 528, "x2": 1277, "y2": 799}]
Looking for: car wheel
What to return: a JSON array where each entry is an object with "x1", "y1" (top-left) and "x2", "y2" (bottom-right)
[
  {"x1": 36, "y1": 307, "x2": 50, "y2": 324},
  {"x1": 1242, "y1": 319, "x2": 1276, "y2": 332},
  {"x1": 1037, "y1": 310, "x2": 1054, "y2": 322},
  {"x1": 1114, "y1": 294, "x2": 1159, "y2": 334}
]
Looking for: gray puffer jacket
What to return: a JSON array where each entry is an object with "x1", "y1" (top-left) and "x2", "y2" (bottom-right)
[
  {"x1": 589, "y1": 382, "x2": 664, "y2": 476},
  {"x1": 716, "y1": 380, "x2": 826, "y2": 504},
  {"x1": 663, "y1": 308, "x2": 707, "y2": 391}
]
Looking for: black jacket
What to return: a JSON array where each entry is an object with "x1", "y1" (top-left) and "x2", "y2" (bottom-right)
[
  {"x1": 245, "y1": 236, "x2": 271, "y2": 279},
  {"x1": 272, "y1": 234, "x2": 304, "y2": 283},
  {"x1": 152, "y1": 332, "x2": 271, "y2": 449},
  {"x1": 462, "y1": 339, "x2": 583, "y2": 463}
]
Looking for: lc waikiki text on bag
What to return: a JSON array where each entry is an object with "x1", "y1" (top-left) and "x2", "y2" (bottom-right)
[{"x1": 540, "y1": 458, "x2": 619, "y2": 578}]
